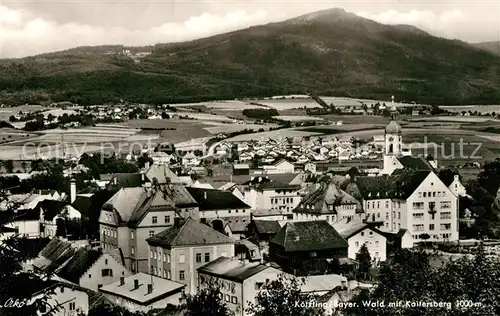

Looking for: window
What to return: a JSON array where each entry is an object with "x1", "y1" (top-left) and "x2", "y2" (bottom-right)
[
  {"x1": 440, "y1": 223, "x2": 452, "y2": 231},
  {"x1": 163, "y1": 270, "x2": 166, "y2": 278},
  {"x1": 255, "y1": 282, "x2": 264, "y2": 290},
  {"x1": 69, "y1": 302, "x2": 76, "y2": 311},
  {"x1": 429, "y1": 224, "x2": 435, "y2": 231},
  {"x1": 196, "y1": 253, "x2": 202, "y2": 263},
  {"x1": 413, "y1": 202, "x2": 424, "y2": 209},
  {"x1": 440, "y1": 201, "x2": 452, "y2": 209},
  {"x1": 377, "y1": 213, "x2": 380, "y2": 218},
  {"x1": 163, "y1": 253, "x2": 166, "y2": 262},
  {"x1": 179, "y1": 271, "x2": 185, "y2": 280},
  {"x1": 151, "y1": 250, "x2": 154, "y2": 259},
  {"x1": 432, "y1": 192, "x2": 436, "y2": 197},
  {"x1": 105, "y1": 259, "x2": 108, "y2": 265},
  {"x1": 60, "y1": 287, "x2": 64, "y2": 293},
  {"x1": 154, "y1": 251, "x2": 157, "y2": 260},
  {"x1": 152, "y1": 216, "x2": 158, "y2": 224},
  {"x1": 89, "y1": 274, "x2": 91, "y2": 279},
  {"x1": 225, "y1": 294, "x2": 230, "y2": 302},
  {"x1": 398, "y1": 212, "x2": 401, "y2": 219},
  {"x1": 385, "y1": 212, "x2": 389, "y2": 220},
  {"x1": 231, "y1": 296, "x2": 238, "y2": 304},
  {"x1": 418, "y1": 192, "x2": 422, "y2": 198},
  {"x1": 413, "y1": 213, "x2": 424, "y2": 220},
  {"x1": 165, "y1": 215, "x2": 170, "y2": 223},
  {"x1": 360, "y1": 232, "x2": 364, "y2": 236},
  {"x1": 102, "y1": 269, "x2": 113, "y2": 277},
  {"x1": 413, "y1": 224, "x2": 424, "y2": 232},
  {"x1": 149, "y1": 230, "x2": 155, "y2": 237},
  {"x1": 167, "y1": 270, "x2": 171, "y2": 279},
  {"x1": 205, "y1": 253, "x2": 210, "y2": 262},
  {"x1": 423, "y1": 192, "x2": 427, "y2": 197},
  {"x1": 375, "y1": 241, "x2": 379, "y2": 246},
  {"x1": 179, "y1": 254, "x2": 185, "y2": 263},
  {"x1": 369, "y1": 231, "x2": 373, "y2": 236},
  {"x1": 429, "y1": 202, "x2": 436, "y2": 211},
  {"x1": 375, "y1": 252, "x2": 379, "y2": 257},
  {"x1": 440, "y1": 212, "x2": 452, "y2": 220},
  {"x1": 167, "y1": 254, "x2": 171, "y2": 263},
  {"x1": 355, "y1": 242, "x2": 359, "y2": 247}
]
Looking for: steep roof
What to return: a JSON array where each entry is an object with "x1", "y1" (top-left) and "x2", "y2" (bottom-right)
[
  {"x1": 398, "y1": 156, "x2": 434, "y2": 171},
  {"x1": 186, "y1": 187, "x2": 250, "y2": 211},
  {"x1": 104, "y1": 173, "x2": 143, "y2": 191},
  {"x1": 270, "y1": 221, "x2": 348, "y2": 252},
  {"x1": 351, "y1": 170, "x2": 432, "y2": 200},
  {"x1": 295, "y1": 181, "x2": 360, "y2": 215},
  {"x1": 56, "y1": 247, "x2": 103, "y2": 284},
  {"x1": 145, "y1": 164, "x2": 181, "y2": 184},
  {"x1": 198, "y1": 257, "x2": 277, "y2": 282},
  {"x1": 333, "y1": 220, "x2": 385, "y2": 239},
  {"x1": 147, "y1": 217, "x2": 235, "y2": 248},
  {"x1": 33, "y1": 237, "x2": 76, "y2": 274},
  {"x1": 252, "y1": 220, "x2": 282, "y2": 235},
  {"x1": 224, "y1": 216, "x2": 250, "y2": 233}
]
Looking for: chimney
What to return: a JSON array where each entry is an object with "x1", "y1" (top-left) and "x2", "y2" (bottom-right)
[
  {"x1": 70, "y1": 179, "x2": 76, "y2": 203},
  {"x1": 341, "y1": 280, "x2": 347, "y2": 290},
  {"x1": 147, "y1": 284, "x2": 153, "y2": 294},
  {"x1": 174, "y1": 217, "x2": 185, "y2": 228},
  {"x1": 120, "y1": 277, "x2": 125, "y2": 286},
  {"x1": 134, "y1": 279, "x2": 139, "y2": 290}
]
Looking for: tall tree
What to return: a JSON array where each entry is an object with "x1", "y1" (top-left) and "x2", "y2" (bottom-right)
[
  {"x1": 355, "y1": 243, "x2": 372, "y2": 279},
  {"x1": 247, "y1": 274, "x2": 325, "y2": 316}
]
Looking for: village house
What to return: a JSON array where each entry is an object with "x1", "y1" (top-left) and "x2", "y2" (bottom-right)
[
  {"x1": 99, "y1": 185, "x2": 199, "y2": 273},
  {"x1": 54, "y1": 246, "x2": 131, "y2": 292},
  {"x1": 293, "y1": 179, "x2": 362, "y2": 224},
  {"x1": 197, "y1": 257, "x2": 282, "y2": 316},
  {"x1": 262, "y1": 159, "x2": 295, "y2": 174},
  {"x1": 185, "y1": 187, "x2": 251, "y2": 231},
  {"x1": 333, "y1": 220, "x2": 388, "y2": 264},
  {"x1": 242, "y1": 178, "x2": 301, "y2": 217},
  {"x1": 31, "y1": 281, "x2": 90, "y2": 316},
  {"x1": 98, "y1": 273, "x2": 186, "y2": 313},
  {"x1": 146, "y1": 217, "x2": 236, "y2": 295},
  {"x1": 269, "y1": 221, "x2": 348, "y2": 276}
]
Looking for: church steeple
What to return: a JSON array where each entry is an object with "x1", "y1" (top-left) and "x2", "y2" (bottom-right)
[
  {"x1": 390, "y1": 95, "x2": 398, "y2": 120},
  {"x1": 384, "y1": 95, "x2": 402, "y2": 156}
]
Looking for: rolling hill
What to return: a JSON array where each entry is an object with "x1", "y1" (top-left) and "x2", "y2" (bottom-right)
[
  {"x1": 2, "y1": 8, "x2": 500, "y2": 105},
  {"x1": 473, "y1": 41, "x2": 500, "y2": 56}
]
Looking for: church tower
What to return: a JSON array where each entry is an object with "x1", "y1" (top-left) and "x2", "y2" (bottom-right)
[
  {"x1": 382, "y1": 96, "x2": 403, "y2": 174},
  {"x1": 384, "y1": 96, "x2": 402, "y2": 156}
]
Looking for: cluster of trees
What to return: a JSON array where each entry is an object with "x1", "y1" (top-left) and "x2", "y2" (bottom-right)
[{"x1": 242, "y1": 108, "x2": 279, "y2": 120}]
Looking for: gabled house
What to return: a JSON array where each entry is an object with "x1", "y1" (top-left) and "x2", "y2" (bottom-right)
[
  {"x1": 333, "y1": 220, "x2": 388, "y2": 264},
  {"x1": 293, "y1": 180, "x2": 362, "y2": 224},
  {"x1": 269, "y1": 221, "x2": 348, "y2": 276},
  {"x1": 31, "y1": 281, "x2": 90, "y2": 316},
  {"x1": 32, "y1": 237, "x2": 77, "y2": 275},
  {"x1": 146, "y1": 217, "x2": 236, "y2": 295},
  {"x1": 55, "y1": 246, "x2": 131, "y2": 292},
  {"x1": 263, "y1": 159, "x2": 295, "y2": 174},
  {"x1": 99, "y1": 185, "x2": 199, "y2": 273}
]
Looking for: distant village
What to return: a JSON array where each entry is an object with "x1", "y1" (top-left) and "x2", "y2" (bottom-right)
[{"x1": 1, "y1": 101, "x2": 492, "y2": 316}]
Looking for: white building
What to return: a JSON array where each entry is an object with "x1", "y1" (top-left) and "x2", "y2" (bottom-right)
[{"x1": 263, "y1": 159, "x2": 295, "y2": 174}]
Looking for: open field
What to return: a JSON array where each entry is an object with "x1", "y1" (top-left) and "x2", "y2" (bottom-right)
[
  {"x1": 226, "y1": 129, "x2": 323, "y2": 142},
  {"x1": 167, "y1": 112, "x2": 234, "y2": 122},
  {"x1": 273, "y1": 115, "x2": 324, "y2": 121},
  {"x1": 203, "y1": 123, "x2": 277, "y2": 134},
  {"x1": 253, "y1": 99, "x2": 320, "y2": 110},
  {"x1": 317, "y1": 115, "x2": 393, "y2": 124},
  {"x1": 0, "y1": 105, "x2": 51, "y2": 122}
]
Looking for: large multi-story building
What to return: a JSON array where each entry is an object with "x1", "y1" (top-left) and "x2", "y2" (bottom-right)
[
  {"x1": 99, "y1": 185, "x2": 199, "y2": 273},
  {"x1": 146, "y1": 217, "x2": 236, "y2": 295}
]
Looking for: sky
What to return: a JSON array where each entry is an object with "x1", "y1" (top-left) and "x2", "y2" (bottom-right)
[{"x1": 1, "y1": 0, "x2": 499, "y2": 58}]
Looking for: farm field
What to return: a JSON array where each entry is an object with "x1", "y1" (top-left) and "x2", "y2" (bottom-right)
[
  {"x1": 252, "y1": 99, "x2": 320, "y2": 110},
  {"x1": 273, "y1": 115, "x2": 324, "y2": 121},
  {"x1": 226, "y1": 129, "x2": 323, "y2": 142},
  {"x1": 167, "y1": 112, "x2": 234, "y2": 122},
  {"x1": 203, "y1": 123, "x2": 277, "y2": 134},
  {"x1": 0, "y1": 105, "x2": 50, "y2": 122}
]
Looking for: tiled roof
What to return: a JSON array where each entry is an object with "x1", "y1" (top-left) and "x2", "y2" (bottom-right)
[
  {"x1": 98, "y1": 273, "x2": 185, "y2": 306},
  {"x1": 198, "y1": 257, "x2": 278, "y2": 282},
  {"x1": 145, "y1": 165, "x2": 181, "y2": 184},
  {"x1": 252, "y1": 220, "x2": 282, "y2": 235},
  {"x1": 56, "y1": 247, "x2": 102, "y2": 284},
  {"x1": 147, "y1": 218, "x2": 235, "y2": 248},
  {"x1": 103, "y1": 186, "x2": 196, "y2": 227},
  {"x1": 351, "y1": 170, "x2": 432, "y2": 200},
  {"x1": 295, "y1": 181, "x2": 360, "y2": 215},
  {"x1": 33, "y1": 237, "x2": 76, "y2": 274},
  {"x1": 186, "y1": 187, "x2": 250, "y2": 211},
  {"x1": 270, "y1": 221, "x2": 348, "y2": 252},
  {"x1": 266, "y1": 173, "x2": 300, "y2": 185},
  {"x1": 104, "y1": 173, "x2": 143, "y2": 191},
  {"x1": 398, "y1": 156, "x2": 434, "y2": 171},
  {"x1": 333, "y1": 221, "x2": 385, "y2": 239}
]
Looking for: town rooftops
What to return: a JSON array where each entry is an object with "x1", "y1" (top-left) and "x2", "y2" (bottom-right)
[
  {"x1": 295, "y1": 181, "x2": 360, "y2": 215},
  {"x1": 98, "y1": 273, "x2": 185, "y2": 306},
  {"x1": 147, "y1": 217, "x2": 235, "y2": 248},
  {"x1": 270, "y1": 220, "x2": 348, "y2": 252},
  {"x1": 185, "y1": 187, "x2": 250, "y2": 211},
  {"x1": 333, "y1": 220, "x2": 384, "y2": 239},
  {"x1": 102, "y1": 186, "x2": 196, "y2": 226},
  {"x1": 198, "y1": 257, "x2": 279, "y2": 282},
  {"x1": 103, "y1": 173, "x2": 143, "y2": 190},
  {"x1": 56, "y1": 247, "x2": 103, "y2": 284},
  {"x1": 144, "y1": 164, "x2": 181, "y2": 184},
  {"x1": 33, "y1": 237, "x2": 76, "y2": 274},
  {"x1": 251, "y1": 220, "x2": 282, "y2": 235}
]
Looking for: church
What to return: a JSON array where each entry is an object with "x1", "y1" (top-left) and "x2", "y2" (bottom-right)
[{"x1": 341, "y1": 97, "x2": 459, "y2": 243}]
